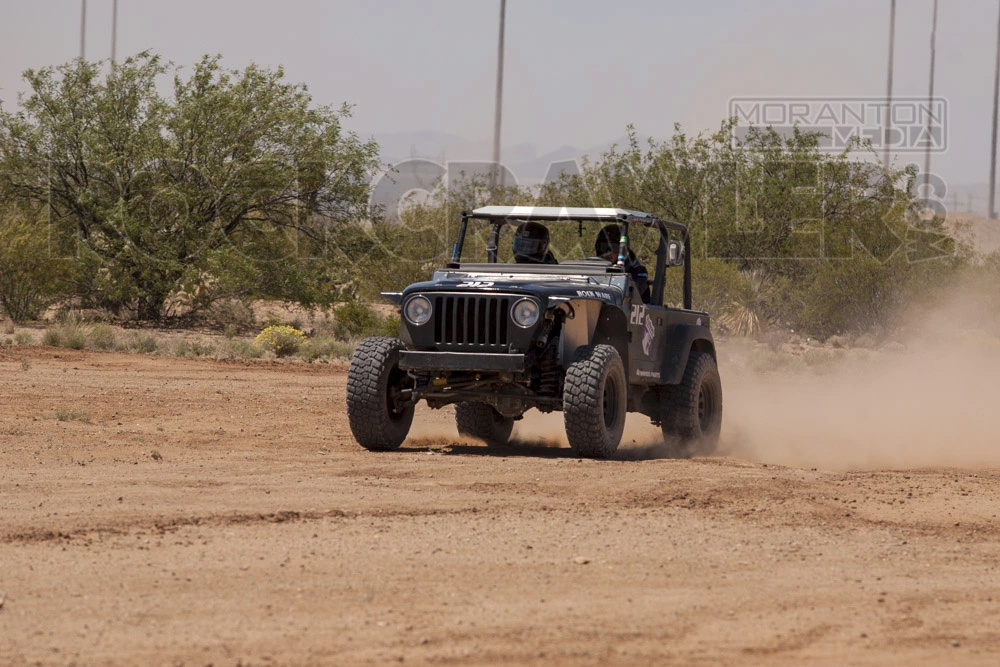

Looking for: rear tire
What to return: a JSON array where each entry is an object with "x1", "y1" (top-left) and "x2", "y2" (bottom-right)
[
  {"x1": 660, "y1": 351, "x2": 722, "y2": 455},
  {"x1": 346, "y1": 337, "x2": 414, "y2": 451},
  {"x1": 563, "y1": 344, "x2": 627, "y2": 458},
  {"x1": 455, "y1": 402, "x2": 514, "y2": 447}
]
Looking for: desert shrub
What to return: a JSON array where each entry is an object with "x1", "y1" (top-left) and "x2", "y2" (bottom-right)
[
  {"x1": 853, "y1": 334, "x2": 876, "y2": 349},
  {"x1": 14, "y1": 331, "x2": 34, "y2": 345},
  {"x1": 329, "y1": 302, "x2": 401, "y2": 341},
  {"x1": 376, "y1": 314, "x2": 401, "y2": 339},
  {"x1": 0, "y1": 211, "x2": 68, "y2": 322},
  {"x1": 209, "y1": 299, "x2": 256, "y2": 334},
  {"x1": 174, "y1": 338, "x2": 217, "y2": 357},
  {"x1": 190, "y1": 340, "x2": 216, "y2": 357},
  {"x1": 2, "y1": 319, "x2": 14, "y2": 335},
  {"x1": 41, "y1": 328, "x2": 60, "y2": 347},
  {"x1": 43, "y1": 319, "x2": 88, "y2": 349},
  {"x1": 54, "y1": 406, "x2": 91, "y2": 422},
  {"x1": 718, "y1": 270, "x2": 780, "y2": 337},
  {"x1": 87, "y1": 323, "x2": 117, "y2": 350},
  {"x1": 255, "y1": 325, "x2": 307, "y2": 357},
  {"x1": 332, "y1": 301, "x2": 378, "y2": 339},
  {"x1": 116, "y1": 331, "x2": 160, "y2": 354},
  {"x1": 826, "y1": 334, "x2": 849, "y2": 349},
  {"x1": 220, "y1": 338, "x2": 264, "y2": 359},
  {"x1": 298, "y1": 335, "x2": 354, "y2": 362}
]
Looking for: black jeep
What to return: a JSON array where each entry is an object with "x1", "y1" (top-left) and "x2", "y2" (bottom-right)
[{"x1": 346, "y1": 206, "x2": 722, "y2": 458}]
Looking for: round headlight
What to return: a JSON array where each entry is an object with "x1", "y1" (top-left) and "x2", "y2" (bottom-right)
[
  {"x1": 404, "y1": 295, "x2": 432, "y2": 325},
  {"x1": 511, "y1": 298, "x2": 540, "y2": 328}
]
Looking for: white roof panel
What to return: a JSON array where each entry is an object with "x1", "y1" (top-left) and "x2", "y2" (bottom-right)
[{"x1": 470, "y1": 206, "x2": 656, "y2": 222}]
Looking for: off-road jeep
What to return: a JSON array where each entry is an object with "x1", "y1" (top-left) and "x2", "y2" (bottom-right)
[{"x1": 346, "y1": 206, "x2": 722, "y2": 458}]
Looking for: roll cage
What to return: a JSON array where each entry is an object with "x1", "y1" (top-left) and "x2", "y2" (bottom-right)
[{"x1": 449, "y1": 206, "x2": 693, "y2": 310}]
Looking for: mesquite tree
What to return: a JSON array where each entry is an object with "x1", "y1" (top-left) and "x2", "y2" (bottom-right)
[{"x1": 0, "y1": 52, "x2": 379, "y2": 320}]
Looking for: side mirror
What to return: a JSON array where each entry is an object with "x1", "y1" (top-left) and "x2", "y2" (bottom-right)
[{"x1": 667, "y1": 240, "x2": 685, "y2": 267}]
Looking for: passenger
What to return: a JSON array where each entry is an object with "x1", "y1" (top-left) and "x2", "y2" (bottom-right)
[
  {"x1": 594, "y1": 224, "x2": 650, "y2": 303},
  {"x1": 512, "y1": 222, "x2": 558, "y2": 264}
]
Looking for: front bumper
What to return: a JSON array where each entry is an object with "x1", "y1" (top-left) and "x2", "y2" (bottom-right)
[{"x1": 398, "y1": 350, "x2": 526, "y2": 372}]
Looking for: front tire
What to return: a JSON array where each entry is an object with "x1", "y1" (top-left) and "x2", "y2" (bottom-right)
[
  {"x1": 660, "y1": 351, "x2": 723, "y2": 454},
  {"x1": 563, "y1": 345, "x2": 627, "y2": 458},
  {"x1": 455, "y1": 402, "x2": 514, "y2": 447},
  {"x1": 346, "y1": 337, "x2": 414, "y2": 451}
]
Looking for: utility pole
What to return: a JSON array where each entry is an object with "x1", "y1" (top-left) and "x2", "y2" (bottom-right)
[
  {"x1": 923, "y1": 0, "x2": 938, "y2": 209},
  {"x1": 79, "y1": 0, "x2": 87, "y2": 60},
  {"x1": 884, "y1": 0, "x2": 896, "y2": 169},
  {"x1": 990, "y1": 0, "x2": 1000, "y2": 219},
  {"x1": 111, "y1": 0, "x2": 119, "y2": 65},
  {"x1": 491, "y1": 0, "x2": 507, "y2": 189}
]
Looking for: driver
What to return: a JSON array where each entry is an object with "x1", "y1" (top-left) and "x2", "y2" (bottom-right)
[
  {"x1": 595, "y1": 224, "x2": 650, "y2": 303},
  {"x1": 512, "y1": 222, "x2": 558, "y2": 264}
]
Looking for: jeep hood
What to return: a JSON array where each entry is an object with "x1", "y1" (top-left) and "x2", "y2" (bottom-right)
[{"x1": 400, "y1": 269, "x2": 627, "y2": 306}]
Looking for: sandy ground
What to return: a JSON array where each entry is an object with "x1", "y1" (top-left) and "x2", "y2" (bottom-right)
[{"x1": 2, "y1": 346, "x2": 1000, "y2": 666}]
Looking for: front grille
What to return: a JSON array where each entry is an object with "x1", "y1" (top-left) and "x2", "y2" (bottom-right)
[{"x1": 433, "y1": 294, "x2": 510, "y2": 351}]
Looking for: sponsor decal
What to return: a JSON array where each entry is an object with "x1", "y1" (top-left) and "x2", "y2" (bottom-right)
[
  {"x1": 576, "y1": 289, "x2": 614, "y2": 302},
  {"x1": 642, "y1": 314, "x2": 655, "y2": 356},
  {"x1": 458, "y1": 281, "x2": 495, "y2": 287},
  {"x1": 636, "y1": 368, "x2": 661, "y2": 379}
]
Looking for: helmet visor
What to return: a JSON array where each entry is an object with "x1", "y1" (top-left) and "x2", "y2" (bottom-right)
[
  {"x1": 513, "y1": 235, "x2": 548, "y2": 259},
  {"x1": 595, "y1": 237, "x2": 616, "y2": 256}
]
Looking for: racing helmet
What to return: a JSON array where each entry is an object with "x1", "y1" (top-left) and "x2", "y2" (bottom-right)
[
  {"x1": 512, "y1": 222, "x2": 551, "y2": 263},
  {"x1": 595, "y1": 224, "x2": 622, "y2": 257}
]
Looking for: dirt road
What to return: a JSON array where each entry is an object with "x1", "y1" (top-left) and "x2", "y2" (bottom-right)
[{"x1": 2, "y1": 347, "x2": 999, "y2": 665}]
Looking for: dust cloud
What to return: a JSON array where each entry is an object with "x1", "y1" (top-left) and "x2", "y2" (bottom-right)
[
  {"x1": 403, "y1": 286, "x2": 1000, "y2": 470},
  {"x1": 722, "y1": 289, "x2": 1000, "y2": 470}
]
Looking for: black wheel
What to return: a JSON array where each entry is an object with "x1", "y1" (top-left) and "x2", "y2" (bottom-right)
[
  {"x1": 455, "y1": 402, "x2": 514, "y2": 447},
  {"x1": 562, "y1": 344, "x2": 627, "y2": 458},
  {"x1": 346, "y1": 337, "x2": 414, "y2": 451},
  {"x1": 660, "y1": 351, "x2": 723, "y2": 454}
]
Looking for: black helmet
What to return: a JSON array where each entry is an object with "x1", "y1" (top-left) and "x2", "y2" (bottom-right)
[
  {"x1": 513, "y1": 222, "x2": 550, "y2": 263},
  {"x1": 595, "y1": 224, "x2": 622, "y2": 257}
]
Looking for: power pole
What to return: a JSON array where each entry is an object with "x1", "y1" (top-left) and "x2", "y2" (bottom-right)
[
  {"x1": 491, "y1": 0, "x2": 507, "y2": 189},
  {"x1": 79, "y1": 0, "x2": 87, "y2": 60},
  {"x1": 884, "y1": 0, "x2": 896, "y2": 169},
  {"x1": 990, "y1": 0, "x2": 1000, "y2": 219},
  {"x1": 111, "y1": 0, "x2": 119, "y2": 65},
  {"x1": 923, "y1": 0, "x2": 938, "y2": 209}
]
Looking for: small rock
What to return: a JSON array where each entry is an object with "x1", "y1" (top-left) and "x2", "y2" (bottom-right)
[
  {"x1": 573, "y1": 556, "x2": 591, "y2": 565},
  {"x1": 951, "y1": 640, "x2": 961, "y2": 648},
  {"x1": 0, "y1": 590, "x2": 5, "y2": 608}
]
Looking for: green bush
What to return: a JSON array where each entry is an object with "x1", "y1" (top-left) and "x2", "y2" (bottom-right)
[
  {"x1": 54, "y1": 406, "x2": 91, "y2": 422},
  {"x1": 173, "y1": 339, "x2": 215, "y2": 357},
  {"x1": 87, "y1": 323, "x2": 117, "y2": 350},
  {"x1": 332, "y1": 302, "x2": 400, "y2": 340},
  {"x1": 298, "y1": 335, "x2": 354, "y2": 362},
  {"x1": 219, "y1": 338, "x2": 264, "y2": 360},
  {"x1": 42, "y1": 321, "x2": 88, "y2": 349},
  {"x1": 0, "y1": 212, "x2": 67, "y2": 322},
  {"x1": 116, "y1": 331, "x2": 160, "y2": 354}
]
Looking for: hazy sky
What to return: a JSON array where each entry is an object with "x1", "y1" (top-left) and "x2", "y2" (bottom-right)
[{"x1": 1, "y1": 0, "x2": 998, "y2": 187}]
